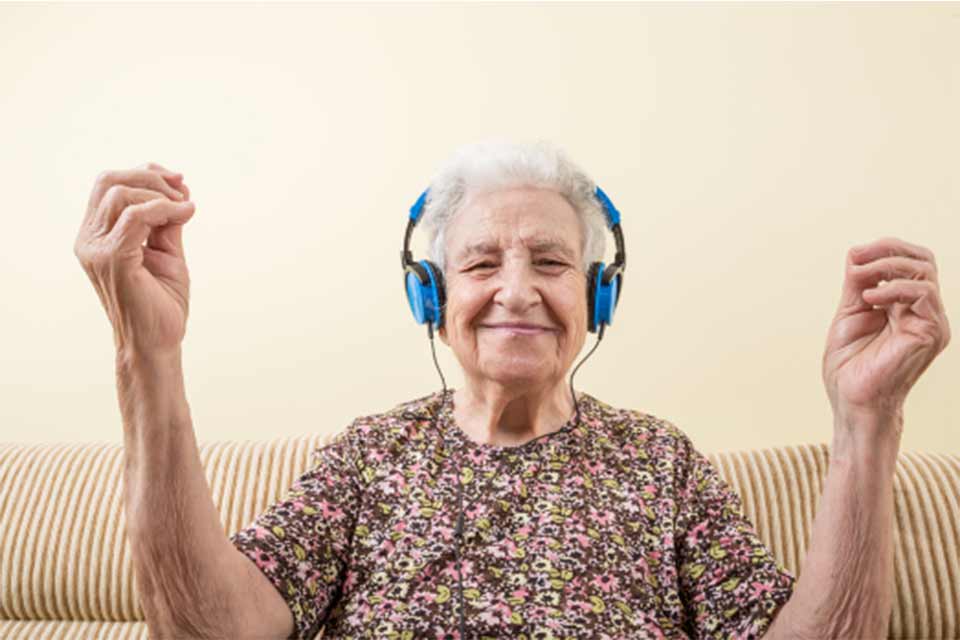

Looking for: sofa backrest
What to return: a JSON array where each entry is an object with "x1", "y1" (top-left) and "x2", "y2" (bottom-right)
[{"x1": 1, "y1": 439, "x2": 957, "y2": 638}]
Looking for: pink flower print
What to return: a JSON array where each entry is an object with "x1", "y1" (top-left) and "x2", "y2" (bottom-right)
[
  {"x1": 685, "y1": 520, "x2": 708, "y2": 546},
  {"x1": 296, "y1": 560, "x2": 312, "y2": 581},
  {"x1": 343, "y1": 569, "x2": 358, "y2": 590},
  {"x1": 591, "y1": 573, "x2": 619, "y2": 593},
  {"x1": 254, "y1": 526, "x2": 270, "y2": 540},
  {"x1": 392, "y1": 521, "x2": 407, "y2": 534},
  {"x1": 479, "y1": 602, "x2": 512, "y2": 626},
  {"x1": 320, "y1": 501, "x2": 345, "y2": 521},
  {"x1": 585, "y1": 460, "x2": 605, "y2": 475},
  {"x1": 571, "y1": 599, "x2": 594, "y2": 613},
  {"x1": 591, "y1": 508, "x2": 614, "y2": 526},
  {"x1": 252, "y1": 550, "x2": 277, "y2": 573},
  {"x1": 369, "y1": 449, "x2": 386, "y2": 462},
  {"x1": 466, "y1": 449, "x2": 486, "y2": 465},
  {"x1": 573, "y1": 533, "x2": 591, "y2": 548},
  {"x1": 441, "y1": 559, "x2": 474, "y2": 579},
  {"x1": 642, "y1": 484, "x2": 658, "y2": 498},
  {"x1": 750, "y1": 580, "x2": 773, "y2": 599},
  {"x1": 439, "y1": 524, "x2": 455, "y2": 542},
  {"x1": 511, "y1": 588, "x2": 530, "y2": 599},
  {"x1": 517, "y1": 525, "x2": 533, "y2": 537}
]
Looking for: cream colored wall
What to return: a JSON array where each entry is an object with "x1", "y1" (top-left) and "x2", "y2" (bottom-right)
[{"x1": 1, "y1": 3, "x2": 956, "y2": 453}]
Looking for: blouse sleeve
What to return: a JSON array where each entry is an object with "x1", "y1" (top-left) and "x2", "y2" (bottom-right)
[
  {"x1": 672, "y1": 430, "x2": 796, "y2": 639},
  {"x1": 229, "y1": 424, "x2": 365, "y2": 640}
]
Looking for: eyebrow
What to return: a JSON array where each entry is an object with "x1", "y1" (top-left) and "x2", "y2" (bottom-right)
[{"x1": 455, "y1": 237, "x2": 577, "y2": 263}]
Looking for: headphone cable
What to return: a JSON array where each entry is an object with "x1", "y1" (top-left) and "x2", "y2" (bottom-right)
[{"x1": 426, "y1": 323, "x2": 604, "y2": 639}]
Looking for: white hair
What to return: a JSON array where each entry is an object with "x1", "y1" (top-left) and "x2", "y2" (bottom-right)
[{"x1": 418, "y1": 139, "x2": 608, "y2": 277}]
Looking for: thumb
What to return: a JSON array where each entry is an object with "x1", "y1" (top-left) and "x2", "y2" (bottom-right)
[
  {"x1": 110, "y1": 198, "x2": 195, "y2": 254},
  {"x1": 147, "y1": 221, "x2": 186, "y2": 259}
]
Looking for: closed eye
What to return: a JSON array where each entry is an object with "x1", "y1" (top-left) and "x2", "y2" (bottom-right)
[
  {"x1": 466, "y1": 260, "x2": 567, "y2": 271},
  {"x1": 467, "y1": 262, "x2": 496, "y2": 271}
]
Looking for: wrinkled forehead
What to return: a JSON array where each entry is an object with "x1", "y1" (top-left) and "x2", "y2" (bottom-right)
[{"x1": 445, "y1": 187, "x2": 583, "y2": 263}]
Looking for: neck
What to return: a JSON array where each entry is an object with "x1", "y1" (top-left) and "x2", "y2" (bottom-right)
[{"x1": 452, "y1": 378, "x2": 576, "y2": 447}]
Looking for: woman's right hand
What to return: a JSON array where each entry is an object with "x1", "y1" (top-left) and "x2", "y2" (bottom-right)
[{"x1": 74, "y1": 162, "x2": 196, "y2": 356}]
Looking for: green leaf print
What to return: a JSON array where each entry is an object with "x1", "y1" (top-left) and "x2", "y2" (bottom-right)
[{"x1": 589, "y1": 595, "x2": 606, "y2": 613}]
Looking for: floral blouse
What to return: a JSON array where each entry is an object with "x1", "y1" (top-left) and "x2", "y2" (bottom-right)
[{"x1": 230, "y1": 390, "x2": 795, "y2": 639}]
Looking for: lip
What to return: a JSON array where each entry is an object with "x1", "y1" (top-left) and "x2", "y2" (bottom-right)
[{"x1": 481, "y1": 323, "x2": 556, "y2": 334}]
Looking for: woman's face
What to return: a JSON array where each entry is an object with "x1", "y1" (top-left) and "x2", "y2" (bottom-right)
[{"x1": 438, "y1": 186, "x2": 588, "y2": 391}]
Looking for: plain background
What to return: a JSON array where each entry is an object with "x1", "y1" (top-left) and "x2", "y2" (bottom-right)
[{"x1": 1, "y1": 3, "x2": 956, "y2": 453}]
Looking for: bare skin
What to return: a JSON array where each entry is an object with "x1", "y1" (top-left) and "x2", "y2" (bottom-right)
[
  {"x1": 74, "y1": 163, "x2": 293, "y2": 639},
  {"x1": 438, "y1": 187, "x2": 588, "y2": 447},
  {"x1": 764, "y1": 237, "x2": 950, "y2": 638}
]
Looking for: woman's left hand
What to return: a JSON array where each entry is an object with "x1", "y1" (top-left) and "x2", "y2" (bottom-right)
[{"x1": 822, "y1": 237, "x2": 951, "y2": 440}]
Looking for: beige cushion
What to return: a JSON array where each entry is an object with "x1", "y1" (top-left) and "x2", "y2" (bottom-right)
[{"x1": 1, "y1": 440, "x2": 957, "y2": 638}]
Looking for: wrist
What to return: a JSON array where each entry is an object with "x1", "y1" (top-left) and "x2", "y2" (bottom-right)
[
  {"x1": 116, "y1": 347, "x2": 183, "y2": 378},
  {"x1": 831, "y1": 410, "x2": 902, "y2": 468}
]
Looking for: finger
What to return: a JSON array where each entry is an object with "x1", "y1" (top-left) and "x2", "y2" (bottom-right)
[
  {"x1": 862, "y1": 279, "x2": 944, "y2": 315},
  {"x1": 92, "y1": 185, "x2": 180, "y2": 236},
  {"x1": 850, "y1": 236, "x2": 937, "y2": 269},
  {"x1": 849, "y1": 255, "x2": 938, "y2": 290},
  {"x1": 109, "y1": 199, "x2": 196, "y2": 254},
  {"x1": 88, "y1": 170, "x2": 186, "y2": 219},
  {"x1": 173, "y1": 179, "x2": 190, "y2": 201},
  {"x1": 137, "y1": 162, "x2": 183, "y2": 179}
]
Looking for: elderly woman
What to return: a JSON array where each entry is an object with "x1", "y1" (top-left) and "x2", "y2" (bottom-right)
[{"x1": 74, "y1": 141, "x2": 950, "y2": 640}]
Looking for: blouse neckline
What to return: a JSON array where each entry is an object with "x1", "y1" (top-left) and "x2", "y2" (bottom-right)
[{"x1": 433, "y1": 387, "x2": 591, "y2": 456}]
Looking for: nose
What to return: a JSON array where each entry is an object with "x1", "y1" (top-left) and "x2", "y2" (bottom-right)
[{"x1": 493, "y1": 259, "x2": 541, "y2": 313}]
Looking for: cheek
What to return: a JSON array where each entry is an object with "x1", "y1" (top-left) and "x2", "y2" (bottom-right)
[
  {"x1": 559, "y1": 285, "x2": 587, "y2": 329},
  {"x1": 446, "y1": 286, "x2": 488, "y2": 333}
]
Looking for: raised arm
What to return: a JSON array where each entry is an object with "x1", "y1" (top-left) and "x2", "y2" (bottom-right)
[
  {"x1": 766, "y1": 237, "x2": 951, "y2": 638},
  {"x1": 74, "y1": 164, "x2": 293, "y2": 639}
]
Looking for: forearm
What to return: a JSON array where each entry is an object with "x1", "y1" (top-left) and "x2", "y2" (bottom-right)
[
  {"x1": 765, "y1": 413, "x2": 900, "y2": 639},
  {"x1": 117, "y1": 349, "x2": 256, "y2": 638}
]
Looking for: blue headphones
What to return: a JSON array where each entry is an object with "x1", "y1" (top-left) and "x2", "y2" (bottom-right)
[{"x1": 401, "y1": 186, "x2": 626, "y2": 335}]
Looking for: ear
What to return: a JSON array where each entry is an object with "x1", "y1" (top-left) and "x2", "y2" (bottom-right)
[{"x1": 438, "y1": 324, "x2": 449, "y2": 345}]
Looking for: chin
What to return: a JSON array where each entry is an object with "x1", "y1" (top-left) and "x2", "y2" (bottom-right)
[{"x1": 479, "y1": 361, "x2": 559, "y2": 387}]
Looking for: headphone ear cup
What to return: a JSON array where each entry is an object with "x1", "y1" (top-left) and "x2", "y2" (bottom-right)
[
  {"x1": 404, "y1": 262, "x2": 431, "y2": 325},
  {"x1": 423, "y1": 260, "x2": 446, "y2": 329},
  {"x1": 601, "y1": 264, "x2": 623, "y2": 314},
  {"x1": 594, "y1": 263, "x2": 619, "y2": 330},
  {"x1": 586, "y1": 262, "x2": 601, "y2": 333}
]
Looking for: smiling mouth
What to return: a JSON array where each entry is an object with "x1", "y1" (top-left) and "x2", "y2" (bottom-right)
[{"x1": 481, "y1": 325, "x2": 556, "y2": 335}]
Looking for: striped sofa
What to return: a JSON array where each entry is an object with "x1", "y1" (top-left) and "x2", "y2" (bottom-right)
[{"x1": 1, "y1": 438, "x2": 957, "y2": 639}]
